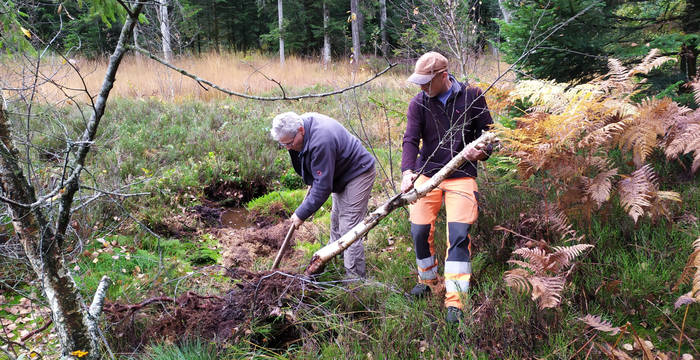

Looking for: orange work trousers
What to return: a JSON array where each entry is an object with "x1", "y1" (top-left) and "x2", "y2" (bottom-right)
[{"x1": 409, "y1": 175, "x2": 478, "y2": 309}]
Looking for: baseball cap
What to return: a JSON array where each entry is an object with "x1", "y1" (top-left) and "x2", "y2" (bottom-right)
[{"x1": 407, "y1": 52, "x2": 448, "y2": 85}]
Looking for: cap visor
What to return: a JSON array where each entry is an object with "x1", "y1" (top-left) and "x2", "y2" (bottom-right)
[{"x1": 407, "y1": 73, "x2": 435, "y2": 85}]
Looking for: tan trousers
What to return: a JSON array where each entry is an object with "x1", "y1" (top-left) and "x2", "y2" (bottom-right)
[{"x1": 330, "y1": 166, "x2": 376, "y2": 278}]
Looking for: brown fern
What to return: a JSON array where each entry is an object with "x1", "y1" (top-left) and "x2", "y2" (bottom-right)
[
  {"x1": 579, "y1": 314, "x2": 621, "y2": 335},
  {"x1": 666, "y1": 122, "x2": 700, "y2": 173},
  {"x1": 504, "y1": 243, "x2": 593, "y2": 309},
  {"x1": 584, "y1": 168, "x2": 619, "y2": 207},
  {"x1": 617, "y1": 165, "x2": 656, "y2": 222},
  {"x1": 674, "y1": 238, "x2": 700, "y2": 309},
  {"x1": 615, "y1": 98, "x2": 687, "y2": 167}
]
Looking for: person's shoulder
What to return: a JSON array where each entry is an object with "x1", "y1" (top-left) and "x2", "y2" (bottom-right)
[
  {"x1": 465, "y1": 84, "x2": 484, "y2": 96},
  {"x1": 408, "y1": 92, "x2": 425, "y2": 107}
]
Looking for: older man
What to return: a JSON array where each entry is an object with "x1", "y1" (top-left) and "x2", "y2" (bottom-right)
[
  {"x1": 401, "y1": 52, "x2": 493, "y2": 323},
  {"x1": 271, "y1": 112, "x2": 376, "y2": 278}
]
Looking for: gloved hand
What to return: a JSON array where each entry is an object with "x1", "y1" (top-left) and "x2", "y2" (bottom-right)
[{"x1": 401, "y1": 170, "x2": 418, "y2": 193}]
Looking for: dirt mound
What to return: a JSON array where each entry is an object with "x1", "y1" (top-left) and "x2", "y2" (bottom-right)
[
  {"x1": 203, "y1": 180, "x2": 267, "y2": 206},
  {"x1": 106, "y1": 268, "x2": 314, "y2": 350},
  {"x1": 219, "y1": 220, "x2": 318, "y2": 269}
]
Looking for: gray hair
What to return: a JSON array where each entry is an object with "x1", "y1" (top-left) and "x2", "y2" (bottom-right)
[{"x1": 270, "y1": 111, "x2": 303, "y2": 141}]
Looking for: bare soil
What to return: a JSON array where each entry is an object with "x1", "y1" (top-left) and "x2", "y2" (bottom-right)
[
  {"x1": 219, "y1": 220, "x2": 317, "y2": 270},
  {"x1": 106, "y1": 268, "x2": 315, "y2": 351},
  {"x1": 106, "y1": 192, "x2": 320, "y2": 351}
]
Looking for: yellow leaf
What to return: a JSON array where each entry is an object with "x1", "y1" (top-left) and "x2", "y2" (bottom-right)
[
  {"x1": 347, "y1": 13, "x2": 357, "y2": 22},
  {"x1": 70, "y1": 350, "x2": 89, "y2": 358},
  {"x1": 21, "y1": 27, "x2": 31, "y2": 38}
]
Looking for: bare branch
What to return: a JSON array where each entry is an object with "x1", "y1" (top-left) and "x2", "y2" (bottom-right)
[{"x1": 129, "y1": 46, "x2": 397, "y2": 101}]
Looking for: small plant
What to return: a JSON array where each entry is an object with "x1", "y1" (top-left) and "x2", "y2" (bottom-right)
[
  {"x1": 142, "y1": 339, "x2": 219, "y2": 360},
  {"x1": 504, "y1": 243, "x2": 594, "y2": 309},
  {"x1": 578, "y1": 314, "x2": 693, "y2": 359}
]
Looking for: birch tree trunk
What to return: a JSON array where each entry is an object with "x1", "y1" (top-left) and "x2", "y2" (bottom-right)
[
  {"x1": 159, "y1": 0, "x2": 172, "y2": 62},
  {"x1": 498, "y1": 0, "x2": 512, "y2": 24},
  {"x1": 305, "y1": 132, "x2": 498, "y2": 275},
  {"x1": 379, "y1": 0, "x2": 387, "y2": 57},
  {"x1": 0, "y1": 5, "x2": 142, "y2": 359},
  {"x1": 350, "y1": 0, "x2": 361, "y2": 64},
  {"x1": 322, "y1": 0, "x2": 331, "y2": 67},
  {"x1": 278, "y1": 0, "x2": 285, "y2": 64}
]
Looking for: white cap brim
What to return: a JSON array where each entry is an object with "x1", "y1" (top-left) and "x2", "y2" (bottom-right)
[{"x1": 407, "y1": 73, "x2": 436, "y2": 85}]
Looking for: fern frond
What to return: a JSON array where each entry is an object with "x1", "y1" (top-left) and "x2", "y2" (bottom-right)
[
  {"x1": 629, "y1": 48, "x2": 676, "y2": 77},
  {"x1": 674, "y1": 238, "x2": 700, "y2": 300},
  {"x1": 665, "y1": 123, "x2": 700, "y2": 159},
  {"x1": 504, "y1": 268, "x2": 532, "y2": 294},
  {"x1": 585, "y1": 168, "x2": 618, "y2": 207},
  {"x1": 579, "y1": 121, "x2": 625, "y2": 149},
  {"x1": 529, "y1": 275, "x2": 565, "y2": 309},
  {"x1": 507, "y1": 259, "x2": 539, "y2": 273},
  {"x1": 675, "y1": 293, "x2": 697, "y2": 309},
  {"x1": 617, "y1": 165, "x2": 655, "y2": 222},
  {"x1": 549, "y1": 244, "x2": 595, "y2": 272},
  {"x1": 607, "y1": 58, "x2": 629, "y2": 84},
  {"x1": 692, "y1": 77, "x2": 700, "y2": 105},
  {"x1": 513, "y1": 247, "x2": 548, "y2": 273},
  {"x1": 579, "y1": 314, "x2": 621, "y2": 335}
]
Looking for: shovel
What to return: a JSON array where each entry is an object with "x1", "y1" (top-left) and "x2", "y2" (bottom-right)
[
  {"x1": 270, "y1": 186, "x2": 310, "y2": 271},
  {"x1": 270, "y1": 223, "x2": 296, "y2": 270}
]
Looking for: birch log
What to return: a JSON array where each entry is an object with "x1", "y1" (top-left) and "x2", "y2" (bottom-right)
[{"x1": 305, "y1": 132, "x2": 498, "y2": 275}]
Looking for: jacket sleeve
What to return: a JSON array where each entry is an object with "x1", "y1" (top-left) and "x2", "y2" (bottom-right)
[
  {"x1": 470, "y1": 87, "x2": 495, "y2": 158},
  {"x1": 294, "y1": 140, "x2": 335, "y2": 221},
  {"x1": 401, "y1": 97, "x2": 423, "y2": 172}
]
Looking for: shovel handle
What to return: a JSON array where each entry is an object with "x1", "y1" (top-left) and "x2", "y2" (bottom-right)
[{"x1": 270, "y1": 224, "x2": 296, "y2": 270}]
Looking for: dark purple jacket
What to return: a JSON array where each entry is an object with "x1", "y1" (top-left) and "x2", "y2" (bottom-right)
[
  {"x1": 290, "y1": 113, "x2": 375, "y2": 220},
  {"x1": 401, "y1": 77, "x2": 493, "y2": 178}
]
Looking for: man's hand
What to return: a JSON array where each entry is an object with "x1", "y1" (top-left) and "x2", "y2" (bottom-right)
[
  {"x1": 463, "y1": 143, "x2": 487, "y2": 162},
  {"x1": 290, "y1": 213, "x2": 304, "y2": 229},
  {"x1": 401, "y1": 170, "x2": 418, "y2": 193}
]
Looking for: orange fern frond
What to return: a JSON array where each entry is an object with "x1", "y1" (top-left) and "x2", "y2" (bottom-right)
[
  {"x1": 584, "y1": 168, "x2": 619, "y2": 207},
  {"x1": 529, "y1": 275, "x2": 565, "y2": 309},
  {"x1": 666, "y1": 122, "x2": 700, "y2": 173},
  {"x1": 504, "y1": 268, "x2": 532, "y2": 293},
  {"x1": 628, "y1": 48, "x2": 676, "y2": 78},
  {"x1": 512, "y1": 247, "x2": 548, "y2": 273},
  {"x1": 579, "y1": 314, "x2": 621, "y2": 335},
  {"x1": 617, "y1": 165, "x2": 655, "y2": 222},
  {"x1": 506, "y1": 242, "x2": 593, "y2": 309},
  {"x1": 674, "y1": 238, "x2": 700, "y2": 309},
  {"x1": 692, "y1": 77, "x2": 700, "y2": 105},
  {"x1": 616, "y1": 98, "x2": 685, "y2": 167},
  {"x1": 579, "y1": 121, "x2": 626, "y2": 149},
  {"x1": 548, "y1": 244, "x2": 595, "y2": 272}
]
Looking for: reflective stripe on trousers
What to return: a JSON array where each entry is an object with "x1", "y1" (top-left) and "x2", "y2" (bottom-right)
[{"x1": 409, "y1": 175, "x2": 478, "y2": 309}]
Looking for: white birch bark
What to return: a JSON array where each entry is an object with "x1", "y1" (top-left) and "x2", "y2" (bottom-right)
[
  {"x1": 305, "y1": 132, "x2": 498, "y2": 275},
  {"x1": 322, "y1": 0, "x2": 331, "y2": 67},
  {"x1": 350, "y1": 0, "x2": 361, "y2": 63},
  {"x1": 498, "y1": 0, "x2": 513, "y2": 24},
  {"x1": 159, "y1": 0, "x2": 172, "y2": 62},
  {"x1": 278, "y1": 0, "x2": 285, "y2": 64},
  {"x1": 0, "y1": 5, "x2": 142, "y2": 359},
  {"x1": 380, "y1": 0, "x2": 387, "y2": 56}
]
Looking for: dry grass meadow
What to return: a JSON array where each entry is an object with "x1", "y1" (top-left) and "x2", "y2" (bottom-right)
[{"x1": 1, "y1": 51, "x2": 513, "y2": 104}]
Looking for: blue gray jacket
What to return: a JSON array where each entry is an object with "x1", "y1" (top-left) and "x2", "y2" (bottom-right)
[{"x1": 289, "y1": 113, "x2": 375, "y2": 220}]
